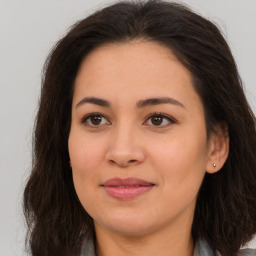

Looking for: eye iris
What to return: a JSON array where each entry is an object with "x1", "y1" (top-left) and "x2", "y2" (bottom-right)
[
  {"x1": 151, "y1": 116, "x2": 163, "y2": 125},
  {"x1": 91, "y1": 115, "x2": 102, "y2": 125}
]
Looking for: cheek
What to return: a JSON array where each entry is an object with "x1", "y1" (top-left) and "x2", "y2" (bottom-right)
[
  {"x1": 150, "y1": 140, "x2": 207, "y2": 217},
  {"x1": 68, "y1": 130, "x2": 106, "y2": 175},
  {"x1": 68, "y1": 130, "x2": 107, "y2": 203},
  {"x1": 68, "y1": 131, "x2": 106, "y2": 213},
  {"x1": 150, "y1": 132, "x2": 208, "y2": 167},
  {"x1": 149, "y1": 131, "x2": 208, "y2": 192}
]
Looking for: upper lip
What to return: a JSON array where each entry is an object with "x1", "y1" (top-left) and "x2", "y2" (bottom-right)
[{"x1": 102, "y1": 177, "x2": 155, "y2": 187}]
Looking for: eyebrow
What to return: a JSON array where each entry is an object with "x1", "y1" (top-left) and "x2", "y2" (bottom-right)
[
  {"x1": 136, "y1": 97, "x2": 185, "y2": 108},
  {"x1": 76, "y1": 97, "x2": 110, "y2": 108},
  {"x1": 76, "y1": 96, "x2": 185, "y2": 109}
]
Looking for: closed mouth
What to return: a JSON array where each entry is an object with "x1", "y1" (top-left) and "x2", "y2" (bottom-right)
[{"x1": 101, "y1": 177, "x2": 155, "y2": 199}]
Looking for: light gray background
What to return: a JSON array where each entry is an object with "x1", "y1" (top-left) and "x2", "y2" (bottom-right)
[{"x1": 1, "y1": 0, "x2": 255, "y2": 255}]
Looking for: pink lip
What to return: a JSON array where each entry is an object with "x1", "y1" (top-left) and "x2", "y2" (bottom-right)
[{"x1": 101, "y1": 177, "x2": 155, "y2": 200}]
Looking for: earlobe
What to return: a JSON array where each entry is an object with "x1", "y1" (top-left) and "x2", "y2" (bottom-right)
[{"x1": 206, "y1": 122, "x2": 229, "y2": 174}]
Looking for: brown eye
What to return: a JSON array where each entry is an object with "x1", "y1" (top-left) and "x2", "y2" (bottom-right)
[
  {"x1": 90, "y1": 115, "x2": 103, "y2": 125},
  {"x1": 145, "y1": 113, "x2": 176, "y2": 127},
  {"x1": 82, "y1": 113, "x2": 110, "y2": 127},
  {"x1": 151, "y1": 116, "x2": 163, "y2": 126}
]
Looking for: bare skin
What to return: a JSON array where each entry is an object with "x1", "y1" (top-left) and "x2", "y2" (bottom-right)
[{"x1": 68, "y1": 40, "x2": 229, "y2": 256}]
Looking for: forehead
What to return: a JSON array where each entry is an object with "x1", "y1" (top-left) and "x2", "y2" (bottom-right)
[
  {"x1": 76, "y1": 40, "x2": 181, "y2": 74},
  {"x1": 73, "y1": 40, "x2": 202, "y2": 112}
]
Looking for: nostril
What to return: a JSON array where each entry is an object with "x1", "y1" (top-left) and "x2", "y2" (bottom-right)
[
  {"x1": 109, "y1": 160, "x2": 116, "y2": 164},
  {"x1": 129, "y1": 160, "x2": 137, "y2": 163},
  {"x1": 108, "y1": 159, "x2": 137, "y2": 167}
]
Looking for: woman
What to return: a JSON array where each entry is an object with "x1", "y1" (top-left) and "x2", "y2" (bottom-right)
[{"x1": 23, "y1": 0, "x2": 256, "y2": 255}]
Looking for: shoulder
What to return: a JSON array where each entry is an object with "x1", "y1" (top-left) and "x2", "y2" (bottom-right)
[{"x1": 195, "y1": 235, "x2": 256, "y2": 256}]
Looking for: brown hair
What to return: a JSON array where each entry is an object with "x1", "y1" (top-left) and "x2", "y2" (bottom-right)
[{"x1": 24, "y1": 1, "x2": 256, "y2": 255}]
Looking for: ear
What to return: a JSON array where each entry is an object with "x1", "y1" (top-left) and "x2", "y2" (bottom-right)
[{"x1": 206, "y1": 122, "x2": 229, "y2": 174}]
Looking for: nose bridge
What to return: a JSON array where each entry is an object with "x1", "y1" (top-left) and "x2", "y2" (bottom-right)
[
  {"x1": 114, "y1": 119, "x2": 134, "y2": 144},
  {"x1": 106, "y1": 119, "x2": 145, "y2": 166}
]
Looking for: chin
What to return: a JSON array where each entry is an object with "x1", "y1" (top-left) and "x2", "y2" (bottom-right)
[
  {"x1": 94, "y1": 211, "x2": 158, "y2": 236},
  {"x1": 105, "y1": 223, "x2": 154, "y2": 237}
]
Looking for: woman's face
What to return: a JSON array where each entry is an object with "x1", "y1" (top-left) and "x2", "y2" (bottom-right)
[{"x1": 68, "y1": 41, "x2": 215, "y2": 237}]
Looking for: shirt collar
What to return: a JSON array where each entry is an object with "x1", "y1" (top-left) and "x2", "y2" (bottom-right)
[{"x1": 80, "y1": 237, "x2": 215, "y2": 256}]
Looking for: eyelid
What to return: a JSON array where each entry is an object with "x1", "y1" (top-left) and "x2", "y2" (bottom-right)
[
  {"x1": 81, "y1": 112, "x2": 111, "y2": 127},
  {"x1": 143, "y1": 112, "x2": 177, "y2": 127},
  {"x1": 80, "y1": 112, "x2": 177, "y2": 128}
]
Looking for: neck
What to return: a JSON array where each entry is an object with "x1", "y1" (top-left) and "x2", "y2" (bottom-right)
[{"x1": 94, "y1": 215, "x2": 194, "y2": 256}]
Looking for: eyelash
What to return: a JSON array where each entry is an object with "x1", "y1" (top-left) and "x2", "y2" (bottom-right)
[
  {"x1": 144, "y1": 112, "x2": 177, "y2": 127},
  {"x1": 81, "y1": 112, "x2": 110, "y2": 127},
  {"x1": 81, "y1": 112, "x2": 177, "y2": 128}
]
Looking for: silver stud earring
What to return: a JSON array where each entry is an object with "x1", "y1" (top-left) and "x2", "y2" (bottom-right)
[{"x1": 213, "y1": 163, "x2": 217, "y2": 167}]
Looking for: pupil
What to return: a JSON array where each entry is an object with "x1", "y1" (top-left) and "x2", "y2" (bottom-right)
[
  {"x1": 91, "y1": 115, "x2": 102, "y2": 125},
  {"x1": 152, "y1": 116, "x2": 163, "y2": 125}
]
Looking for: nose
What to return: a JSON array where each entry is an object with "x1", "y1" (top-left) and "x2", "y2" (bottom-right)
[{"x1": 105, "y1": 124, "x2": 146, "y2": 168}]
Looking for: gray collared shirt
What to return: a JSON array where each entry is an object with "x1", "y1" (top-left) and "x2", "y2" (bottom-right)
[{"x1": 80, "y1": 237, "x2": 256, "y2": 256}]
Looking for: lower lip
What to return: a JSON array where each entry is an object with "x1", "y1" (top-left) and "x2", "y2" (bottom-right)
[{"x1": 102, "y1": 185, "x2": 154, "y2": 199}]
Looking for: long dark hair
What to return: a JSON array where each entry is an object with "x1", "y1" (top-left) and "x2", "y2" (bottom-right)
[{"x1": 23, "y1": 1, "x2": 256, "y2": 255}]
